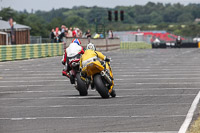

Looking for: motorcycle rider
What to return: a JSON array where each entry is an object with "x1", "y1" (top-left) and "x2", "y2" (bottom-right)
[
  {"x1": 80, "y1": 43, "x2": 110, "y2": 88},
  {"x1": 62, "y1": 39, "x2": 84, "y2": 80},
  {"x1": 176, "y1": 36, "x2": 182, "y2": 48}
]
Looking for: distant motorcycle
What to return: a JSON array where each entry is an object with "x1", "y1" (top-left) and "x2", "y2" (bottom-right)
[
  {"x1": 81, "y1": 59, "x2": 116, "y2": 98},
  {"x1": 67, "y1": 55, "x2": 88, "y2": 96},
  {"x1": 175, "y1": 36, "x2": 182, "y2": 48}
]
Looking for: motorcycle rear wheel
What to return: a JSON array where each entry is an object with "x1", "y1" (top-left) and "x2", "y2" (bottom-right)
[
  {"x1": 76, "y1": 73, "x2": 88, "y2": 96},
  {"x1": 110, "y1": 89, "x2": 116, "y2": 97},
  {"x1": 94, "y1": 74, "x2": 109, "y2": 98}
]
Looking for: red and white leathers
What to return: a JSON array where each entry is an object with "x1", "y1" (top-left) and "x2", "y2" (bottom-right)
[{"x1": 62, "y1": 43, "x2": 84, "y2": 77}]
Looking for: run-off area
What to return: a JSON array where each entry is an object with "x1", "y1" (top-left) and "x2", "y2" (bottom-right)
[{"x1": 0, "y1": 48, "x2": 200, "y2": 133}]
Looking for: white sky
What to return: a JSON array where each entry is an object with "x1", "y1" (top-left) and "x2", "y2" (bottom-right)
[{"x1": 0, "y1": 0, "x2": 200, "y2": 12}]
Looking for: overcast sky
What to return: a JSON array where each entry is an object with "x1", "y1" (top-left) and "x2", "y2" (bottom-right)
[{"x1": 1, "y1": 0, "x2": 200, "y2": 12}]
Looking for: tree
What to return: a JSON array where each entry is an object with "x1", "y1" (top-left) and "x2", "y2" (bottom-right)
[
  {"x1": 0, "y1": 7, "x2": 17, "y2": 20},
  {"x1": 24, "y1": 14, "x2": 49, "y2": 37},
  {"x1": 64, "y1": 16, "x2": 88, "y2": 31},
  {"x1": 47, "y1": 17, "x2": 64, "y2": 30},
  {"x1": 150, "y1": 11, "x2": 163, "y2": 24},
  {"x1": 177, "y1": 13, "x2": 194, "y2": 23}
]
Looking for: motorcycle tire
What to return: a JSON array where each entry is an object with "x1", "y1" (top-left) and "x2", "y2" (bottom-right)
[
  {"x1": 94, "y1": 74, "x2": 109, "y2": 98},
  {"x1": 76, "y1": 73, "x2": 88, "y2": 96},
  {"x1": 110, "y1": 89, "x2": 116, "y2": 98}
]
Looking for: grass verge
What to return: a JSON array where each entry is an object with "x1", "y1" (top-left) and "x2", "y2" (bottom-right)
[
  {"x1": 187, "y1": 113, "x2": 200, "y2": 133},
  {"x1": 120, "y1": 42, "x2": 152, "y2": 49}
]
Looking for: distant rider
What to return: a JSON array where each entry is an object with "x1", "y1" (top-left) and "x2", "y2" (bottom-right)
[
  {"x1": 62, "y1": 39, "x2": 84, "y2": 78},
  {"x1": 176, "y1": 36, "x2": 182, "y2": 48}
]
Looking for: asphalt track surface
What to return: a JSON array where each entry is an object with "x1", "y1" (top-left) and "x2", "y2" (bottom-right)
[{"x1": 0, "y1": 48, "x2": 200, "y2": 133}]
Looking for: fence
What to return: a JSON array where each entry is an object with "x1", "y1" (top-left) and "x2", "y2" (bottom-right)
[
  {"x1": 0, "y1": 43, "x2": 63, "y2": 62},
  {"x1": 114, "y1": 31, "x2": 197, "y2": 44},
  {"x1": 113, "y1": 31, "x2": 154, "y2": 44},
  {"x1": 30, "y1": 36, "x2": 42, "y2": 44}
]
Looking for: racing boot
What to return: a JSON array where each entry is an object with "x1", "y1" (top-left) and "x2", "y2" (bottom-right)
[
  {"x1": 62, "y1": 70, "x2": 70, "y2": 78},
  {"x1": 69, "y1": 75, "x2": 75, "y2": 84},
  {"x1": 91, "y1": 80, "x2": 95, "y2": 90}
]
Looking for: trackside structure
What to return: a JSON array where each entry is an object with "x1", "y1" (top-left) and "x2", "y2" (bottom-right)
[{"x1": 0, "y1": 20, "x2": 31, "y2": 45}]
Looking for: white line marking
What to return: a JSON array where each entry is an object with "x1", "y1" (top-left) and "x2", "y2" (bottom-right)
[
  {"x1": 101, "y1": 131, "x2": 178, "y2": 133},
  {"x1": 0, "y1": 115, "x2": 185, "y2": 121},
  {"x1": 0, "y1": 77, "x2": 63, "y2": 79},
  {"x1": 2, "y1": 72, "x2": 200, "y2": 76},
  {"x1": 0, "y1": 80, "x2": 199, "y2": 85},
  {"x1": 120, "y1": 74, "x2": 200, "y2": 76},
  {"x1": 0, "y1": 88, "x2": 199, "y2": 94},
  {"x1": 0, "y1": 94, "x2": 196, "y2": 100},
  {"x1": 0, "y1": 103, "x2": 191, "y2": 108},
  {"x1": 0, "y1": 84, "x2": 66, "y2": 88},
  {"x1": 178, "y1": 91, "x2": 200, "y2": 133},
  {"x1": 0, "y1": 74, "x2": 60, "y2": 77},
  {"x1": 0, "y1": 80, "x2": 67, "y2": 83},
  {"x1": 116, "y1": 72, "x2": 200, "y2": 75},
  {"x1": 3, "y1": 76, "x2": 200, "y2": 80},
  {"x1": 116, "y1": 82, "x2": 200, "y2": 85},
  {"x1": 115, "y1": 75, "x2": 200, "y2": 80},
  {"x1": 0, "y1": 86, "x2": 199, "y2": 91},
  {"x1": 0, "y1": 90, "x2": 71, "y2": 93}
]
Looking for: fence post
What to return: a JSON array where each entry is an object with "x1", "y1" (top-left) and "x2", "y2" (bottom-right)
[{"x1": 106, "y1": 38, "x2": 108, "y2": 51}]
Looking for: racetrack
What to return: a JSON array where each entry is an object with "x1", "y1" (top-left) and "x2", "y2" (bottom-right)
[{"x1": 0, "y1": 48, "x2": 200, "y2": 133}]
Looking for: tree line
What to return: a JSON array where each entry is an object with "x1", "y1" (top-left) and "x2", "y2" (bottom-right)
[{"x1": 0, "y1": 2, "x2": 200, "y2": 38}]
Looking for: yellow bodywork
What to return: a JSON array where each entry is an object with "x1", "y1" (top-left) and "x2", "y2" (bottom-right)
[
  {"x1": 82, "y1": 60, "x2": 103, "y2": 76},
  {"x1": 82, "y1": 60, "x2": 114, "y2": 93}
]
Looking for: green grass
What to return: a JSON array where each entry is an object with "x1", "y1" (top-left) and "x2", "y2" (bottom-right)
[
  {"x1": 187, "y1": 113, "x2": 200, "y2": 133},
  {"x1": 120, "y1": 42, "x2": 152, "y2": 49}
]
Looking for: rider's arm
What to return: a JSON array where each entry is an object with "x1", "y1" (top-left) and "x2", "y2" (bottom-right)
[
  {"x1": 95, "y1": 51, "x2": 110, "y2": 62},
  {"x1": 62, "y1": 50, "x2": 67, "y2": 65},
  {"x1": 80, "y1": 47, "x2": 85, "y2": 54},
  {"x1": 95, "y1": 51, "x2": 106, "y2": 61}
]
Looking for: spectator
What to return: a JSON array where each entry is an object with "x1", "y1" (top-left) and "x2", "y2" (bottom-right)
[
  {"x1": 68, "y1": 27, "x2": 73, "y2": 37},
  {"x1": 9, "y1": 18, "x2": 15, "y2": 44},
  {"x1": 72, "y1": 27, "x2": 77, "y2": 37},
  {"x1": 55, "y1": 27, "x2": 61, "y2": 43},
  {"x1": 77, "y1": 28, "x2": 82, "y2": 38},
  {"x1": 50, "y1": 29, "x2": 55, "y2": 43},
  {"x1": 50, "y1": 25, "x2": 85, "y2": 42},
  {"x1": 61, "y1": 25, "x2": 66, "y2": 33},
  {"x1": 85, "y1": 29, "x2": 91, "y2": 43},
  {"x1": 59, "y1": 25, "x2": 66, "y2": 42},
  {"x1": 64, "y1": 27, "x2": 69, "y2": 38},
  {"x1": 108, "y1": 30, "x2": 113, "y2": 39},
  {"x1": 85, "y1": 29, "x2": 91, "y2": 38}
]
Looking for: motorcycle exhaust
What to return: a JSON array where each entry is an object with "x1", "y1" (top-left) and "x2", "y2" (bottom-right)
[{"x1": 101, "y1": 70, "x2": 112, "y2": 85}]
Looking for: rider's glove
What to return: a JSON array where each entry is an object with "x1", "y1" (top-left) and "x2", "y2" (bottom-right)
[{"x1": 62, "y1": 61, "x2": 65, "y2": 65}]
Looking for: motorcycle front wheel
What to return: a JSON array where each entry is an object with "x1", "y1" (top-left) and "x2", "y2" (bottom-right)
[
  {"x1": 76, "y1": 73, "x2": 88, "y2": 96},
  {"x1": 94, "y1": 74, "x2": 109, "y2": 98}
]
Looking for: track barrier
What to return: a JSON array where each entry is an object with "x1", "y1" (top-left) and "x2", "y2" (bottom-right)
[
  {"x1": 152, "y1": 42, "x2": 199, "y2": 48},
  {"x1": 0, "y1": 43, "x2": 63, "y2": 62}
]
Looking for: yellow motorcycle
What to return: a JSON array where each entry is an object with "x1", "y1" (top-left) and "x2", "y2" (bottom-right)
[{"x1": 81, "y1": 59, "x2": 116, "y2": 98}]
